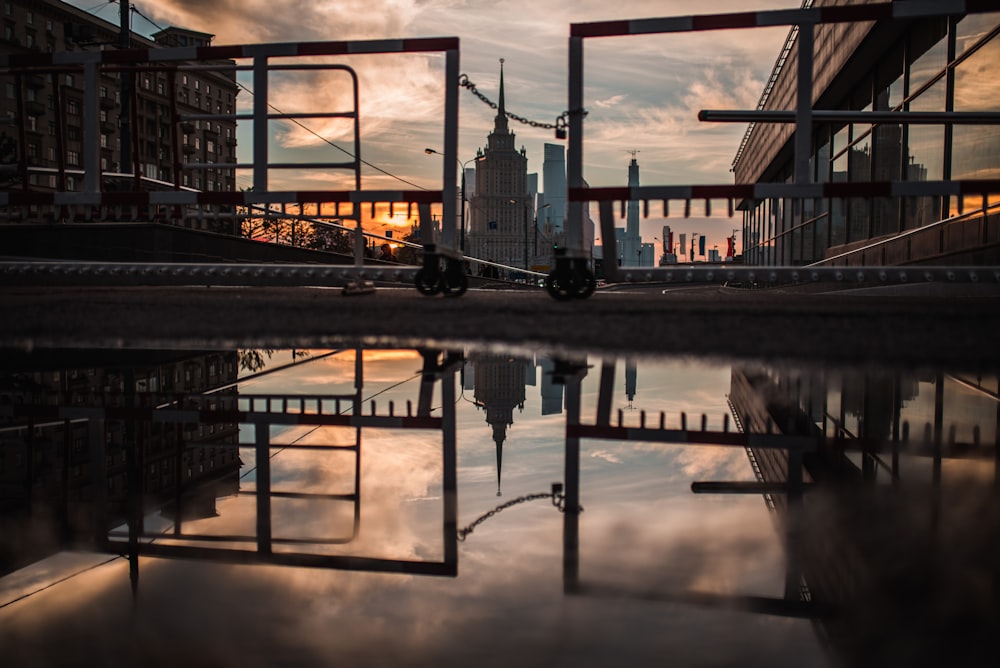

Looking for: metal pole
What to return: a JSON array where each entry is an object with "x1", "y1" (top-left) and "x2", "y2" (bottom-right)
[
  {"x1": 794, "y1": 21, "x2": 814, "y2": 186},
  {"x1": 442, "y1": 47, "x2": 460, "y2": 251},
  {"x1": 566, "y1": 35, "x2": 584, "y2": 256},
  {"x1": 119, "y1": 0, "x2": 131, "y2": 174},
  {"x1": 460, "y1": 166, "x2": 466, "y2": 252},
  {"x1": 523, "y1": 203, "x2": 528, "y2": 270}
]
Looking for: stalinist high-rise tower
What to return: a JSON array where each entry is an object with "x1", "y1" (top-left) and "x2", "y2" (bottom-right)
[{"x1": 466, "y1": 60, "x2": 533, "y2": 271}]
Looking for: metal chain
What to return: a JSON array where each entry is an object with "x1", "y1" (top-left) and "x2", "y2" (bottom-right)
[
  {"x1": 457, "y1": 483, "x2": 576, "y2": 542},
  {"x1": 458, "y1": 74, "x2": 586, "y2": 137}
]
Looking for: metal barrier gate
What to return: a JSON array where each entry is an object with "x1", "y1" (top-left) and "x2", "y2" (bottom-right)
[
  {"x1": 557, "y1": 0, "x2": 1000, "y2": 299},
  {"x1": 1, "y1": 36, "x2": 466, "y2": 295}
]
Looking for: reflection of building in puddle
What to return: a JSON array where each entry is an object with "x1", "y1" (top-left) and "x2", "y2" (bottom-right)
[
  {"x1": 728, "y1": 365, "x2": 1000, "y2": 668},
  {"x1": 0, "y1": 351, "x2": 241, "y2": 575},
  {"x1": 469, "y1": 352, "x2": 530, "y2": 495}
]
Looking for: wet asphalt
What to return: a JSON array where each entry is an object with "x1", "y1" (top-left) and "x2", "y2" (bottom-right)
[{"x1": 2, "y1": 282, "x2": 999, "y2": 370}]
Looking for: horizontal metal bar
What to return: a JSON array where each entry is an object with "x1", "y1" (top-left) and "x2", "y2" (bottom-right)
[
  {"x1": 111, "y1": 533, "x2": 355, "y2": 545},
  {"x1": 691, "y1": 481, "x2": 811, "y2": 494},
  {"x1": 0, "y1": 189, "x2": 443, "y2": 207},
  {"x1": 700, "y1": 110, "x2": 1000, "y2": 124},
  {"x1": 568, "y1": 424, "x2": 817, "y2": 450},
  {"x1": 569, "y1": 1, "x2": 975, "y2": 38},
  {"x1": 107, "y1": 541, "x2": 457, "y2": 576},
  {"x1": 569, "y1": 179, "x2": 1000, "y2": 203},
  {"x1": 241, "y1": 491, "x2": 357, "y2": 501}
]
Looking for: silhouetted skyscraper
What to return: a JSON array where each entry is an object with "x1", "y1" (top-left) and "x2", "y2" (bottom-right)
[{"x1": 467, "y1": 60, "x2": 533, "y2": 270}]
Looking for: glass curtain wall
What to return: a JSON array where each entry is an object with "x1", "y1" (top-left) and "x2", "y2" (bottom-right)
[{"x1": 747, "y1": 12, "x2": 999, "y2": 266}]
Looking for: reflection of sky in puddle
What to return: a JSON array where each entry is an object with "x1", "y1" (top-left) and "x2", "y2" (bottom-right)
[{"x1": 3, "y1": 346, "x2": 998, "y2": 667}]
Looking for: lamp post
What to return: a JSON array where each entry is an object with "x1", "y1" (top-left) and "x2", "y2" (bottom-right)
[
  {"x1": 425, "y1": 148, "x2": 473, "y2": 252},
  {"x1": 534, "y1": 203, "x2": 551, "y2": 259}
]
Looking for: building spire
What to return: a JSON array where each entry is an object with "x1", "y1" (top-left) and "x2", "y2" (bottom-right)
[{"x1": 495, "y1": 58, "x2": 509, "y2": 132}]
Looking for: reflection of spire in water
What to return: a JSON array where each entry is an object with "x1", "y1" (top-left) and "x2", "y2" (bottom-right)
[
  {"x1": 625, "y1": 358, "x2": 637, "y2": 409},
  {"x1": 472, "y1": 353, "x2": 528, "y2": 496}
]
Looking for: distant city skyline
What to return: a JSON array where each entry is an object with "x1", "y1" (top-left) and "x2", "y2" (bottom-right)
[{"x1": 66, "y1": 0, "x2": 804, "y2": 255}]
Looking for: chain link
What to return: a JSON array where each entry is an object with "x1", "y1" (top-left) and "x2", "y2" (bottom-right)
[
  {"x1": 458, "y1": 74, "x2": 586, "y2": 137},
  {"x1": 457, "y1": 483, "x2": 578, "y2": 542}
]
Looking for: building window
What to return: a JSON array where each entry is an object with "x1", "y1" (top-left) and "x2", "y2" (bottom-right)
[{"x1": 67, "y1": 150, "x2": 79, "y2": 166}]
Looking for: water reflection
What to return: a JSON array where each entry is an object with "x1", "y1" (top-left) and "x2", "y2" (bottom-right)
[{"x1": 1, "y1": 346, "x2": 998, "y2": 667}]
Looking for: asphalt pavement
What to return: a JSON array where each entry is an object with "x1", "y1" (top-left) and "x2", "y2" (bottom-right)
[{"x1": 3, "y1": 283, "x2": 999, "y2": 369}]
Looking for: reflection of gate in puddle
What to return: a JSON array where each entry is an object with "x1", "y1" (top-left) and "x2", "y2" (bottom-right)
[
  {"x1": 556, "y1": 358, "x2": 828, "y2": 618},
  {"x1": 115, "y1": 349, "x2": 459, "y2": 588},
  {"x1": 2, "y1": 348, "x2": 461, "y2": 593},
  {"x1": 556, "y1": 355, "x2": 1000, "y2": 635}
]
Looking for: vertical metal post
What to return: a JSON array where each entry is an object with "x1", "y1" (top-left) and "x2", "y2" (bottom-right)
[
  {"x1": 563, "y1": 364, "x2": 583, "y2": 593},
  {"x1": 596, "y1": 361, "x2": 615, "y2": 426},
  {"x1": 255, "y1": 422, "x2": 272, "y2": 555},
  {"x1": 441, "y1": 358, "x2": 459, "y2": 571},
  {"x1": 417, "y1": 201, "x2": 434, "y2": 256},
  {"x1": 931, "y1": 373, "x2": 944, "y2": 536},
  {"x1": 891, "y1": 374, "x2": 901, "y2": 484},
  {"x1": 252, "y1": 56, "x2": 269, "y2": 193},
  {"x1": 441, "y1": 47, "x2": 460, "y2": 252},
  {"x1": 88, "y1": 415, "x2": 108, "y2": 551},
  {"x1": 82, "y1": 60, "x2": 101, "y2": 196},
  {"x1": 566, "y1": 35, "x2": 585, "y2": 256},
  {"x1": 784, "y1": 445, "x2": 804, "y2": 602},
  {"x1": 124, "y1": 369, "x2": 140, "y2": 598},
  {"x1": 119, "y1": 0, "x2": 131, "y2": 175},
  {"x1": 942, "y1": 17, "x2": 956, "y2": 219},
  {"x1": 417, "y1": 350, "x2": 437, "y2": 418},
  {"x1": 794, "y1": 21, "x2": 814, "y2": 186},
  {"x1": 933, "y1": 373, "x2": 944, "y2": 485}
]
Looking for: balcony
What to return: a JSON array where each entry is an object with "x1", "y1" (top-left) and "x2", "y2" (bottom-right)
[{"x1": 24, "y1": 101, "x2": 45, "y2": 117}]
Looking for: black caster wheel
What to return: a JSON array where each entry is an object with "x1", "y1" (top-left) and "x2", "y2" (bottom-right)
[
  {"x1": 441, "y1": 268, "x2": 468, "y2": 297},
  {"x1": 415, "y1": 267, "x2": 443, "y2": 295},
  {"x1": 545, "y1": 272, "x2": 575, "y2": 301}
]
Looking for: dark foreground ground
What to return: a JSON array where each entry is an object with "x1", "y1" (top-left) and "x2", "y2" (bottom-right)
[{"x1": 2, "y1": 282, "x2": 999, "y2": 369}]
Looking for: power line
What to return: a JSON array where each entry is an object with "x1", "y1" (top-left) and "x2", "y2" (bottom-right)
[
  {"x1": 234, "y1": 80, "x2": 429, "y2": 191},
  {"x1": 130, "y1": 4, "x2": 165, "y2": 34}
]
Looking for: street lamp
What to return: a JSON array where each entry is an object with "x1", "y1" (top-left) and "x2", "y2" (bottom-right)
[
  {"x1": 425, "y1": 148, "x2": 473, "y2": 252},
  {"x1": 534, "y1": 203, "x2": 551, "y2": 258}
]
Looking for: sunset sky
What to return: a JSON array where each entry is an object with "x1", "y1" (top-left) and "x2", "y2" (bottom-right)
[{"x1": 71, "y1": 0, "x2": 805, "y2": 256}]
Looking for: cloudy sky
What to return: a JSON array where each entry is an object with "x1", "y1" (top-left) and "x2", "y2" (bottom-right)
[{"x1": 73, "y1": 0, "x2": 805, "y2": 255}]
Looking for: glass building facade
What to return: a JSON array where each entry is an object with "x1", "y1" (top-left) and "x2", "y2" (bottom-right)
[{"x1": 737, "y1": 6, "x2": 1000, "y2": 267}]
